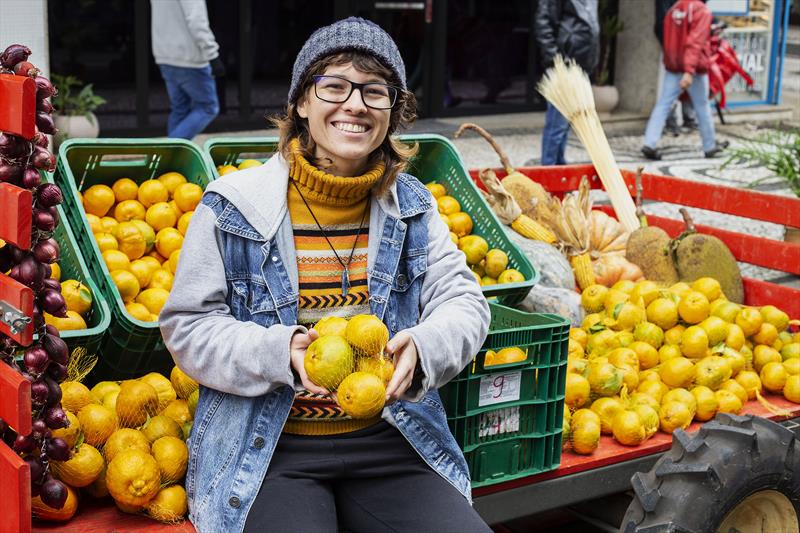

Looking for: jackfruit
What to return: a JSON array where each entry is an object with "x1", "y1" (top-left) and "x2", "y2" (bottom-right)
[
  {"x1": 626, "y1": 226, "x2": 679, "y2": 284},
  {"x1": 673, "y1": 208, "x2": 743, "y2": 303}
]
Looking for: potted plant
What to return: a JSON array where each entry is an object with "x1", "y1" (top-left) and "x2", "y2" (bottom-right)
[
  {"x1": 722, "y1": 127, "x2": 800, "y2": 243},
  {"x1": 51, "y1": 74, "x2": 106, "y2": 142},
  {"x1": 592, "y1": 0, "x2": 625, "y2": 114}
]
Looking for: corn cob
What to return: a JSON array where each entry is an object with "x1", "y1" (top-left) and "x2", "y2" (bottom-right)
[
  {"x1": 511, "y1": 215, "x2": 557, "y2": 243},
  {"x1": 570, "y1": 253, "x2": 596, "y2": 290}
]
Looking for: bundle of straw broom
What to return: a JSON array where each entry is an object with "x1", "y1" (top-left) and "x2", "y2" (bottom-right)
[{"x1": 537, "y1": 56, "x2": 639, "y2": 233}]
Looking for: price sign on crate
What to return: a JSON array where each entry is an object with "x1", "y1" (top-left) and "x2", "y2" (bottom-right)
[{"x1": 478, "y1": 371, "x2": 522, "y2": 407}]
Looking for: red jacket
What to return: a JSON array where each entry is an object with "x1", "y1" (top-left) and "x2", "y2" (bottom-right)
[{"x1": 663, "y1": 0, "x2": 712, "y2": 74}]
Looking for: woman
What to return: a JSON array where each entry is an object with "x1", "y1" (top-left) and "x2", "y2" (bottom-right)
[{"x1": 160, "y1": 17, "x2": 491, "y2": 533}]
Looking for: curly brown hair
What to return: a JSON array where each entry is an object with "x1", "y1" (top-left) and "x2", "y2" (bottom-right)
[{"x1": 272, "y1": 51, "x2": 418, "y2": 194}]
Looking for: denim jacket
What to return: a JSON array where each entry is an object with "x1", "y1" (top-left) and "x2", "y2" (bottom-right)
[{"x1": 159, "y1": 153, "x2": 490, "y2": 533}]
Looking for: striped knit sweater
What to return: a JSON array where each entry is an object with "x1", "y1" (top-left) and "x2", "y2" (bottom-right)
[{"x1": 284, "y1": 139, "x2": 384, "y2": 435}]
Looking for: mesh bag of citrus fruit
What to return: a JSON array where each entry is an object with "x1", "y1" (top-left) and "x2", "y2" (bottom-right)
[
  {"x1": 306, "y1": 314, "x2": 395, "y2": 419},
  {"x1": 46, "y1": 365, "x2": 200, "y2": 523}
]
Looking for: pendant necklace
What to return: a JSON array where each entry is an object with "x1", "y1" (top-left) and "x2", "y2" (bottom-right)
[{"x1": 290, "y1": 179, "x2": 369, "y2": 296}]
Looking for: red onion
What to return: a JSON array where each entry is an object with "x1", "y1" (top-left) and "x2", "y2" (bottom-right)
[
  {"x1": 24, "y1": 345, "x2": 50, "y2": 374},
  {"x1": 41, "y1": 262, "x2": 52, "y2": 278},
  {"x1": 25, "y1": 456, "x2": 44, "y2": 484},
  {"x1": 8, "y1": 244, "x2": 27, "y2": 263},
  {"x1": 30, "y1": 482, "x2": 41, "y2": 498},
  {"x1": 30, "y1": 379, "x2": 49, "y2": 405},
  {"x1": 46, "y1": 362, "x2": 67, "y2": 381},
  {"x1": 40, "y1": 478, "x2": 67, "y2": 509},
  {"x1": 35, "y1": 112, "x2": 56, "y2": 136},
  {"x1": 0, "y1": 161, "x2": 23, "y2": 182},
  {"x1": 46, "y1": 438, "x2": 70, "y2": 462},
  {"x1": 42, "y1": 278, "x2": 61, "y2": 292},
  {"x1": 0, "y1": 44, "x2": 32, "y2": 69},
  {"x1": 12, "y1": 61, "x2": 39, "y2": 78},
  {"x1": 13, "y1": 434, "x2": 36, "y2": 453},
  {"x1": 36, "y1": 98, "x2": 53, "y2": 114},
  {"x1": 44, "y1": 405, "x2": 67, "y2": 429},
  {"x1": 22, "y1": 167, "x2": 42, "y2": 189},
  {"x1": 33, "y1": 131, "x2": 49, "y2": 148},
  {"x1": 44, "y1": 376, "x2": 61, "y2": 406},
  {"x1": 44, "y1": 324, "x2": 60, "y2": 338},
  {"x1": 40, "y1": 289, "x2": 67, "y2": 317},
  {"x1": 17, "y1": 256, "x2": 44, "y2": 289},
  {"x1": 34, "y1": 76, "x2": 56, "y2": 100},
  {"x1": 31, "y1": 146, "x2": 55, "y2": 172},
  {"x1": 31, "y1": 418, "x2": 48, "y2": 438},
  {"x1": 36, "y1": 183, "x2": 62, "y2": 208},
  {"x1": 42, "y1": 334, "x2": 68, "y2": 365},
  {"x1": 33, "y1": 237, "x2": 60, "y2": 264},
  {"x1": 33, "y1": 208, "x2": 56, "y2": 231},
  {"x1": 0, "y1": 133, "x2": 30, "y2": 159}
]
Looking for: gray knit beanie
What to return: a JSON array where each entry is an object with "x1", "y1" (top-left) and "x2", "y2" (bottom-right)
[{"x1": 288, "y1": 17, "x2": 406, "y2": 104}]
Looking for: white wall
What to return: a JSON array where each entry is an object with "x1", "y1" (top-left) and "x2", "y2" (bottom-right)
[{"x1": 0, "y1": 0, "x2": 49, "y2": 76}]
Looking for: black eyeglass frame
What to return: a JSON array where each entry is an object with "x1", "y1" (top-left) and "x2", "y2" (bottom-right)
[{"x1": 311, "y1": 75, "x2": 400, "y2": 110}]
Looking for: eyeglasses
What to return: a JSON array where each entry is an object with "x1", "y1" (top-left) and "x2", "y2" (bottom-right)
[{"x1": 312, "y1": 75, "x2": 399, "y2": 110}]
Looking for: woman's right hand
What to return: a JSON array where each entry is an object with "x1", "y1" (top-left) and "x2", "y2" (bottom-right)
[{"x1": 290, "y1": 329, "x2": 329, "y2": 395}]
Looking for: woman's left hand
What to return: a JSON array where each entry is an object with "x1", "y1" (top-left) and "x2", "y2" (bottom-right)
[{"x1": 384, "y1": 331, "x2": 419, "y2": 404}]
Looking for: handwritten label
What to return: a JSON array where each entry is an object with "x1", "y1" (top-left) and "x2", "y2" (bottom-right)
[
  {"x1": 479, "y1": 406, "x2": 521, "y2": 438},
  {"x1": 478, "y1": 371, "x2": 522, "y2": 407}
]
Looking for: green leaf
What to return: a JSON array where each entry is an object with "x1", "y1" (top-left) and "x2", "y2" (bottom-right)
[
  {"x1": 613, "y1": 302, "x2": 625, "y2": 319},
  {"x1": 589, "y1": 323, "x2": 607, "y2": 334},
  {"x1": 75, "y1": 430, "x2": 85, "y2": 451},
  {"x1": 711, "y1": 343, "x2": 726, "y2": 354}
]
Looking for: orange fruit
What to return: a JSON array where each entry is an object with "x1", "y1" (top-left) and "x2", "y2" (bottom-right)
[
  {"x1": 680, "y1": 326, "x2": 709, "y2": 359},
  {"x1": 145, "y1": 202, "x2": 178, "y2": 232},
  {"x1": 112, "y1": 178, "x2": 139, "y2": 202},
  {"x1": 490, "y1": 347, "x2": 528, "y2": 365},
  {"x1": 137, "y1": 180, "x2": 169, "y2": 208},
  {"x1": 668, "y1": 282, "x2": 692, "y2": 299},
  {"x1": 45, "y1": 310, "x2": 87, "y2": 331},
  {"x1": 61, "y1": 280, "x2": 93, "y2": 316},
  {"x1": 104, "y1": 428, "x2": 151, "y2": 463},
  {"x1": 735, "y1": 308, "x2": 763, "y2": 337},
  {"x1": 659, "y1": 401, "x2": 693, "y2": 433},
  {"x1": 725, "y1": 324, "x2": 746, "y2": 350},
  {"x1": 156, "y1": 171, "x2": 187, "y2": 194},
  {"x1": 51, "y1": 410, "x2": 81, "y2": 449},
  {"x1": 425, "y1": 182, "x2": 447, "y2": 199},
  {"x1": 168, "y1": 200, "x2": 183, "y2": 218},
  {"x1": 691, "y1": 386, "x2": 719, "y2": 422},
  {"x1": 719, "y1": 379, "x2": 748, "y2": 405},
  {"x1": 784, "y1": 358, "x2": 800, "y2": 376},
  {"x1": 170, "y1": 366, "x2": 199, "y2": 400},
  {"x1": 760, "y1": 361, "x2": 788, "y2": 393},
  {"x1": 659, "y1": 344, "x2": 683, "y2": 364},
  {"x1": 484, "y1": 249, "x2": 509, "y2": 279},
  {"x1": 734, "y1": 370, "x2": 762, "y2": 401},
  {"x1": 607, "y1": 348, "x2": 638, "y2": 370},
  {"x1": 161, "y1": 399, "x2": 191, "y2": 425},
  {"x1": 448, "y1": 211, "x2": 473, "y2": 238},
  {"x1": 151, "y1": 435, "x2": 189, "y2": 483},
  {"x1": 113, "y1": 199, "x2": 146, "y2": 222},
  {"x1": 581, "y1": 285, "x2": 609, "y2": 313},
  {"x1": 146, "y1": 484, "x2": 188, "y2": 523},
  {"x1": 130, "y1": 219, "x2": 156, "y2": 249},
  {"x1": 116, "y1": 380, "x2": 160, "y2": 428},
  {"x1": 760, "y1": 305, "x2": 790, "y2": 332},
  {"x1": 129, "y1": 259, "x2": 156, "y2": 288},
  {"x1": 100, "y1": 216, "x2": 119, "y2": 234},
  {"x1": 136, "y1": 288, "x2": 170, "y2": 316},
  {"x1": 139, "y1": 372, "x2": 177, "y2": 411},
  {"x1": 693, "y1": 356, "x2": 732, "y2": 390},
  {"x1": 678, "y1": 291, "x2": 710, "y2": 324},
  {"x1": 633, "y1": 322, "x2": 664, "y2": 349},
  {"x1": 458, "y1": 235, "x2": 489, "y2": 265},
  {"x1": 237, "y1": 159, "x2": 262, "y2": 170},
  {"x1": 587, "y1": 361, "x2": 623, "y2": 397},
  {"x1": 646, "y1": 298, "x2": 679, "y2": 330},
  {"x1": 753, "y1": 345, "x2": 782, "y2": 373},
  {"x1": 345, "y1": 314, "x2": 390, "y2": 357},
  {"x1": 83, "y1": 184, "x2": 115, "y2": 217},
  {"x1": 590, "y1": 397, "x2": 624, "y2": 435},
  {"x1": 60, "y1": 381, "x2": 94, "y2": 413},
  {"x1": 711, "y1": 301, "x2": 742, "y2": 323},
  {"x1": 570, "y1": 328, "x2": 589, "y2": 349},
  {"x1": 565, "y1": 373, "x2": 591, "y2": 409},
  {"x1": 177, "y1": 211, "x2": 193, "y2": 236},
  {"x1": 50, "y1": 443, "x2": 104, "y2": 487},
  {"x1": 497, "y1": 269, "x2": 525, "y2": 284},
  {"x1": 633, "y1": 404, "x2": 660, "y2": 439},
  {"x1": 50, "y1": 262, "x2": 61, "y2": 281},
  {"x1": 629, "y1": 280, "x2": 660, "y2": 307},
  {"x1": 664, "y1": 324, "x2": 686, "y2": 345},
  {"x1": 86, "y1": 213, "x2": 103, "y2": 234},
  {"x1": 337, "y1": 372, "x2": 386, "y2": 419},
  {"x1": 752, "y1": 322, "x2": 779, "y2": 346},
  {"x1": 611, "y1": 410, "x2": 646, "y2": 446},
  {"x1": 715, "y1": 389, "x2": 743, "y2": 414},
  {"x1": 142, "y1": 414, "x2": 182, "y2": 443},
  {"x1": 95, "y1": 232, "x2": 119, "y2": 253},
  {"x1": 125, "y1": 301, "x2": 152, "y2": 322},
  {"x1": 111, "y1": 270, "x2": 140, "y2": 302},
  {"x1": 217, "y1": 164, "x2": 238, "y2": 175},
  {"x1": 436, "y1": 195, "x2": 460, "y2": 215},
  {"x1": 611, "y1": 279, "x2": 637, "y2": 295},
  {"x1": 783, "y1": 375, "x2": 800, "y2": 403},
  {"x1": 611, "y1": 303, "x2": 645, "y2": 331},
  {"x1": 637, "y1": 380, "x2": 667, "y2": 403},
  {"x1": 603, "y1": 289, "x2": 630, "y2": 316},
  {"x1": 155, "y1": 227, "x2": 183, "y2": 259},
  {"x1": 699, "y1": 316, "x2": 729, "y2": 346},
  {"x1": 571, "y1": 419, "x2": 601, "y2": 455},
  {"x1": 572, "y1": 408, "x2": 601, "y2": 427},
  {"x1": 166, "y1": 250, "x2": 180, "y2": 275},
  {"x1": 782, "y1": 344, "x2": 800, "y2": 362},
  {"x1": 173, "y1": 183, "x2": 203, "y2": 212},
  {"x1": 629, "y1": 391, "x2": 660, "y2": 411},
  {"x1": 628, "y1": 341, "x2": 658, "y2": 369},
  {"x1": 77, "y1": 403, "x2": 118, "y2": 447},
  {"x1": 106, "y1": 449, "x2": 161, "y2": 507},
  {"x1": 691, "y1": 277, "x2": 722, "y2": 301},
  {"x1": 113, "y1": 221, "x2": 146, "y2": 260},
  {"x1": 659, "y1": 357, "x2": 695, "y2": 388}
]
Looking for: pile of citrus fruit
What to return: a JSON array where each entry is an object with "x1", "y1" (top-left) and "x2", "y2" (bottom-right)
[
  {"x1": 42, "y1": 263, "x2": 94, "y2": 331},
  {"x1": 306, "y1": 314, "x2": 395, "y2": 419},
  {"x1": 78, "y1": 172, "x2": 204, "y2": 321},
  {"x1": 33, "y1": 365, "x2": 200, "y2": 523},
  {"x1": 216, "y1": 158, "x2": 262, "y2": 176},
  {"x1": 563, "y1": 277, "x2": 800, "y2": 455},
  {"x1": 425, "y1": 181, "x2": 525, "y2": 287}
]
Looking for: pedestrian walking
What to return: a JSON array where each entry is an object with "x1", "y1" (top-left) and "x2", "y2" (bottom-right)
[
  {"x1": 642, "y1": 0, "x2": 728, "y2": 159},
  {"x1": 535, "y1": 0, "x2": 600, "y2": 165},
  {"x1": 151, "y1": 0, "x2": 225, "y2": 140},
  {"x1": 159, "y1": 16, "x2": 492, "y2": 533},
  {"x1": 655, "y1": 0, "x2": 697, "y2": 136}
]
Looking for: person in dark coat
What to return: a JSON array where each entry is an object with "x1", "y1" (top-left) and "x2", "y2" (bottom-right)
[{"x1": 535, "y1": 0, "x2": 600, "y2": 165}]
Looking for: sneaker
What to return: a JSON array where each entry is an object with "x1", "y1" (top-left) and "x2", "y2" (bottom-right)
[
  {"x1": 704, "y1": 141, "x2": 730, "y2": 158},
  {"x1": 641, "y1": 146, "x2": 662, "y2": 160},
  {"x1": 665, "y1": 124, "x2": 681, "y2": 137}
]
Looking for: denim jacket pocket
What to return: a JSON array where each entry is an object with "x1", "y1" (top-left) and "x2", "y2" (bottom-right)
[
  {"x1": 229, "y1": 279, "x2": 277, "y2": 316},
  {"x1": 391, "y1": 249, "x2": 427, "y2": 292}
]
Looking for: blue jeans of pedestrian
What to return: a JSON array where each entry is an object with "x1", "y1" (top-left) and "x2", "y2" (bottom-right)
[
  {"x1": 541, "y1": 102, "x2": 570, "y2": 165},
  {"x1": 158, "y1": 64, "x2": 220, "y2": 140},
  {"x1": 644, "y1": 70, "x2": 716, "y2": 152}
]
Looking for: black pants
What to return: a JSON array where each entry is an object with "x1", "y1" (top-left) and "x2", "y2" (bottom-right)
[{"x1": 243, "y1": 421, "x2": 491, "y2": 533}]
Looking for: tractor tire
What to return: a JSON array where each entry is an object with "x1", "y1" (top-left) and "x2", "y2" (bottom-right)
[{"x1": 621, "y1": 413, "x2": 800, "y2": 533}]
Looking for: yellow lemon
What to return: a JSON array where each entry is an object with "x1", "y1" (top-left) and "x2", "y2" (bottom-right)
[
  {"x1": 151, "y1": 436, "x2": 188, "y2": 483},
  {"x1": 83, "y1": 184, "x2": 115, "y2": 217},
  {"x1": 102, "y1": 249, "x2": 131, "y2": 272},
  {"x1": 148, "y1": 250, "x2": 167, "y2": 263},
  {"x1": 448, "y1": 211, "x2": 473, "y2": 238},
  {"x1": 137, "y1": 179, "x2": 169, "y2": 207},
  {"x1": 218, "y1": 164, "x2": 239, "y2": 175},
  {"x1": 50, "y1": 262, "x2": 61, "y2": 281},
  {"x1": 177, "y1": 211, "x2": 193, "y2": 236},
  {"x1": 61, "y1": 280, "x2": 93, "y2": 315},
  {"x1": 61, "y1": 381, "x2": 94, "y2": 413},
  {"x1": 659, "y1": 401, "x2": 693, "y2": 434},
  {"x1": 156, "y1": 171, "x2": 187, "y2": 194},
  {"x1": 155, "y1": 227, "x2": 184, "y2": 259},
  {"x1": 148, "y1": 268, "x2": 174, "y2": 291},
  {"x1": 146, "y1": 484, "x2": 188, "y2": 522},
  {"x1": 112, "y1": 177, "x2": 139, "y2": 202},
  {"x1": 436, "y1": 195, "x2": 460, "y2": 215},
  {"x1": 113, "y1": 199, "x2": 146, "y2": 222},
  {"x1": 45, "y1": 310, "x2": 87, "y2": 331},
  {"x1": 125, "y1": 302, "x2": 152, "y2": 322},
  {"x1": 678, "y1": 291, "x2": 710, "y2": 324},
  {"x1": 113, "y1": 221, "x2": 146, "y2": 260},
  {"x1": 145, "y1": 202, "x2": 178, "y2": 232},
  {"x1": 736, "y1": 307, "x2": 763, "y2": 337},
  {"x1": 680, "y1": 325, "x2": 709, "y2": 359},
  {"x1": 171, "y1": 366, "x2": 199, "y2": 400},
  {"x1": 173, "y1": 183, "x2": 203, "y2": 212},
  {"x1": 100, "y1": 216, "x2": 119, "y2": 234},
  {"x1": 497, "y1": 269, "x2": 525, "y2": 284},
  {"x1": 760, "y1": 361, "x2": 788, "y2": 393},
  {"x1": 106, "y1": 449, "x2": 161, "y2": 507},
  {"x1": 691, "y1": 385, "x2": 719, "y2": 422},
  {"x1": 168, "y1": 249, "x2": 181, "y2": 274},
  {"x1": 95, "y1": 232, "x2": 119, "y2": 253},
  {"x1": 659, "y1": 357, "x2": 695, "y2": 389},
  {"x1": 104, "y1": 428, "x2": 151, "y2": 463},
  {"x1": 426, "y1": 182, "x2": 447, "y2": 199},
  {"x1": 691, "y1": 277, "x2": 722, "y2": 301},
  {"x1": 78, "y1": 403, "x2": 118, "y2": 447},
  {"x1": 168, "y1": 200, "x2": 183, "y2": 218},
  {"x1": 237, "y1": 159, "x2": 262, "y2": 170},
  {"x1": 137, "y1": 288, "x2": 170, "y2": 315},
  {"x1": 111, "y1": 270, "x2": 141, "y2": 302},
  {"x1": 131, "y1": 220, "x2": 156, "y2": 252},
  {"x1": 129, "y1": 259, "x2": 155, "y2": 288},
  {"x1": 86, "y1": 213, "x2": 103, "y2": 234}
]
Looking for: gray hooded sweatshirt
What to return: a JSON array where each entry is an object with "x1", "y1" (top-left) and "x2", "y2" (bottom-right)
[{"x1": 150, "y1": 0, "x2": 219, "y2": 68}]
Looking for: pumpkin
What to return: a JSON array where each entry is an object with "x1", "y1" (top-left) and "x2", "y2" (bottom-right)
[
  {"x1": 592, "y1": 254, "x2": 644, "y2": 287},
  {"x1": 589, "y1": 210, "x2": 628, "y2": 258},
  {"x1": 32, "y1": 484, "x2": 79, "y2": 522}
]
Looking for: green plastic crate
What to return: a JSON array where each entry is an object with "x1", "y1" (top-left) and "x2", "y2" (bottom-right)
[
  {"x1": 53, "y1": 139, "x2": 216, "y2": 383},
  {"x1": 438, "y1": 303, "x2": 569, "y2": 488},
  {"x1": 41, "y1": 202, "x2": 111, "y2": 363},
  {"x1": 203, "y1": 134, "x2": 538, "y2": 305}
]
